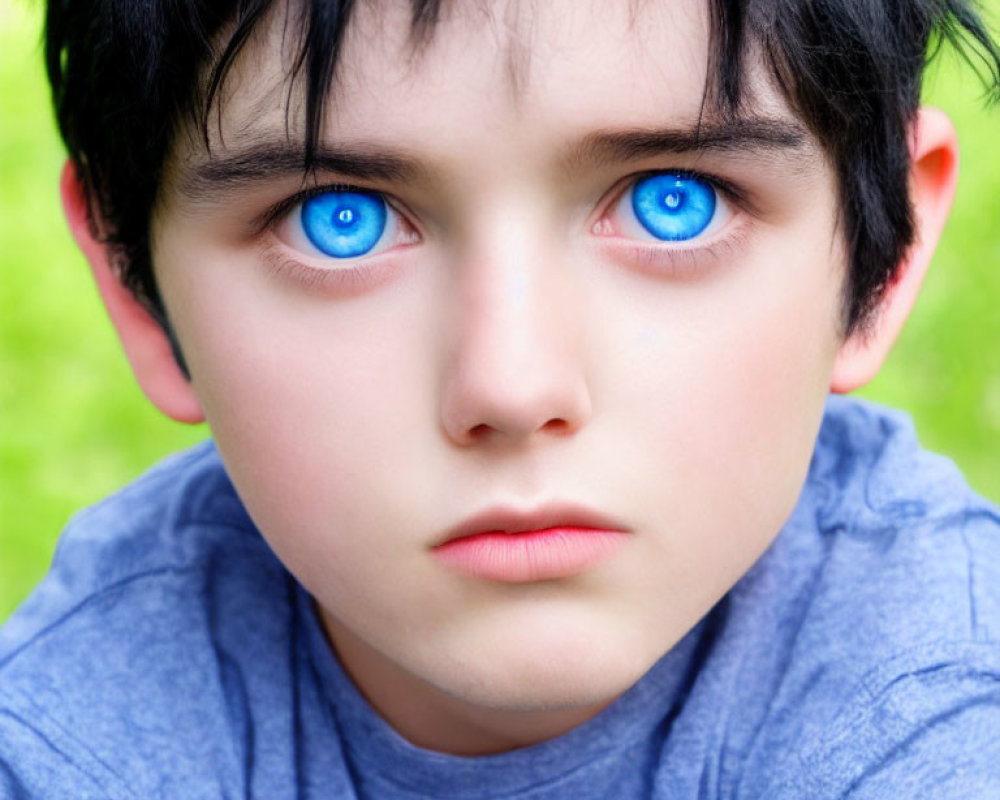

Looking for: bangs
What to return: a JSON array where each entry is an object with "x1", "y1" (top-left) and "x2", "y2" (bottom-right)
[
  {"x1": 198, "y1": 0, "x2": 755, "y2": 162},
  {"x1": 201, "y1": 0, "x2": 443, "y2": 160}
]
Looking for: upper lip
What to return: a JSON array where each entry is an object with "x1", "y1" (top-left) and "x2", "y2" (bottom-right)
[{"x1": 435, "y1": 503, "x2": 630, "y2": 547}]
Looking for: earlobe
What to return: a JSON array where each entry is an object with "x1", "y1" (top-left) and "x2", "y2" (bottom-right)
[
  {"x1": 60, "y1": 161, "x2": 205, "y2": 424},
  {"x1": 830, "y1": 107, "x2": 959, "y2": 393}
]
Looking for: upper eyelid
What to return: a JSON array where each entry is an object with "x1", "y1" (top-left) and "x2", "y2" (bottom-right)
[
  {"x1": 253, "y1": 182, "x2": 403, "y2": 235},
  {"x1": 616, "y1": 168, "x2": 748, "y2": 209}
]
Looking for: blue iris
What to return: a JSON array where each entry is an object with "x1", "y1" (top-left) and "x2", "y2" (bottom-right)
[
  {"x1": 631, "y1": 174, "x2": 716, "y2": 242},
  {"x1": 301, "y1": 191, "x2": 388, "y2": 258}
]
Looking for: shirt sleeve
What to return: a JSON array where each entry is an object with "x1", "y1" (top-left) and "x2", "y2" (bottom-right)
[{"x1": 766, "y1": 643, "x2": 1000, "y2": 799}]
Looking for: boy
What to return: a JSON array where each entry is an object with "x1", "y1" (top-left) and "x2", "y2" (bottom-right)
[{"x1": 2, "y1": 0, "x2": 1000, "y2": 795}]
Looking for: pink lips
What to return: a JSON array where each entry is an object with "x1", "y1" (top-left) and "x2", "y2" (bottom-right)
[{"x1": 432, "y1": 507, "x2": 629, "y2": 582}]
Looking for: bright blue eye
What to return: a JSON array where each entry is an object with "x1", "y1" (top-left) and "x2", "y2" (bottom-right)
[
  {"x1": 631, "y1": 174, "x2": 717, "y2": 242},
  {"x1": 300, "y1": 191, "x2": 388, "y2": 258}
]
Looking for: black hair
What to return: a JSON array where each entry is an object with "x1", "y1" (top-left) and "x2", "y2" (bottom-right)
[{"x1": 46, "y1": 0, "x2": 1000, "y2": 333}]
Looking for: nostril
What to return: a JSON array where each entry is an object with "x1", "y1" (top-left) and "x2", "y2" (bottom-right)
[
  {"x1": 469, "y1": 423, "x2": 492, "y2": 439},
  {"x1": 463, "y1": 417, "x2": 572, "y2": 443},
  {"x1": 540, "y1": 418, "x2": 574, "y2": 435}
]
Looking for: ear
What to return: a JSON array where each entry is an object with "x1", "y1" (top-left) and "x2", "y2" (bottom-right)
[
  {"x1": 830, "y1": 107, "x2": 959, "y2": 393},
  {"x1": 61, "y1": 161, "x2": 205, "y2": 423}
]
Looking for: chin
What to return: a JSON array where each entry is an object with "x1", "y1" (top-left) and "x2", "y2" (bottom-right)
[{"x1": 428, "y1": 622, "x2": 666, "y2": 714}]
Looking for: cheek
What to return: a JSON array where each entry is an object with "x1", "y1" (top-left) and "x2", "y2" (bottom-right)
[
  {"x1": 603, "y1": 235, "x2": 844, "y2": 553},
  {"x1": 161, "y1": 247, "x2": 439, "y2": 572}
]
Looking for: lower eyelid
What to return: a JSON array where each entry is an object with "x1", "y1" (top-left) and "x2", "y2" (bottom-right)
[
  {"x1": 597, "y1": 220, "x2": 751, "y2": 280},
  {"x1": 261, "y1": 245, "x2": 408, "y2": 296}
]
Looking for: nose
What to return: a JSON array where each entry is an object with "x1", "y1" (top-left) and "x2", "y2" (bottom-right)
[{"x1": 439, "y1": 238, "x2": 592, "y2": 447}]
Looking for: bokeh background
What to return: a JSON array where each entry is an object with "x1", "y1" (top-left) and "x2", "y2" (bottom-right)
[{"x1": 2, "y1": 0, "x2": 999, "y2": 622}]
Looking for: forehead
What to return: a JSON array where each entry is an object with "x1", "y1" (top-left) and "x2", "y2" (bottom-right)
[
  {"x1": 168, "y1": 0, "x2": 816, "y2": 194},
  {"x1": 224, "y1": 1, "x2": 784, "y2": 134},
  {"x1": 328, "y1": 0, "x2": 713, "y2": 108}
]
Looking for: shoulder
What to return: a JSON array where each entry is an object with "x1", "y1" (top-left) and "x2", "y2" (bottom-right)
[
  {"x1": 1, "y1": 440, "x2": 270, "y2": 659},
  {"x1": 0, "y1": 704, "x2": 138, "y2": 799},
  {"x1": 802, "y1": 395, "x2": 1000, "y2": 645},
  {"x1": 729, "y1": 397, "x2": 1000, "y2": 796},
  {"x1": 0, "y1": 443, "x2": 294, "y2": 797},
  {"x1": 731, "y1": 397, "x2": 1000, "y2": 666},
  {"x1": 759, "y1": 638, "x2": 1000, "y2": 798}
]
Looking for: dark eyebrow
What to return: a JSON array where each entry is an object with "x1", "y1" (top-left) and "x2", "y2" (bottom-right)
[
  {"x1": 564, "y1": 117, "x2": 813, "y2": 170},
  {"x1": 175, "y1": 117, "x2": 812, "y2": 203},
  {"x1": 176, "y1": 142, "x2": 424, "y2": 202}
]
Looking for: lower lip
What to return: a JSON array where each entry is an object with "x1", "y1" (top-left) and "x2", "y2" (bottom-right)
[{"x1": 432, "y1": 527, "x2": 627, "y2": 582}]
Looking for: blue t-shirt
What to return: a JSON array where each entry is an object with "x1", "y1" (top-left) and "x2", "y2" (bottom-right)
[{"x1": 1, "y1": 396, "x2": 999, "y2": 798}]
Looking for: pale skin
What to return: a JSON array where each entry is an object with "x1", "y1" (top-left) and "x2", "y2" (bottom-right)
[{"x1": 64, "y1": 0, "x2": 958, "y2": 757}]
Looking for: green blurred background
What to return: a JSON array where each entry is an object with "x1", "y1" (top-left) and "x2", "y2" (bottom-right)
[{"x1": 1, "y1": 0, "x2": 999, "y2": 622}]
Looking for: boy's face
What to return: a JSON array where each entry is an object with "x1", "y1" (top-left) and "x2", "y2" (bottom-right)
[{"x1": 153, "y1": 0, "x2": 847, "y2": 752}]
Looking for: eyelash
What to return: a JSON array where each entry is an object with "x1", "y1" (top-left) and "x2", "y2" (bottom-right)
[{"x1": 261, "y1": 170, "x2": 751, "y2": 290}]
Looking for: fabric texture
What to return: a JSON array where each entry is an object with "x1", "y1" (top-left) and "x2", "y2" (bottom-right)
[{"x1": 1, "y1": 396, "x2": 998, "y2": 799}]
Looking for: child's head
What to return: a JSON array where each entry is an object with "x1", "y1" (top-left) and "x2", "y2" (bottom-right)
[{"x1": 48, "y1": 0, "x2": 999, "y2": 753}]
